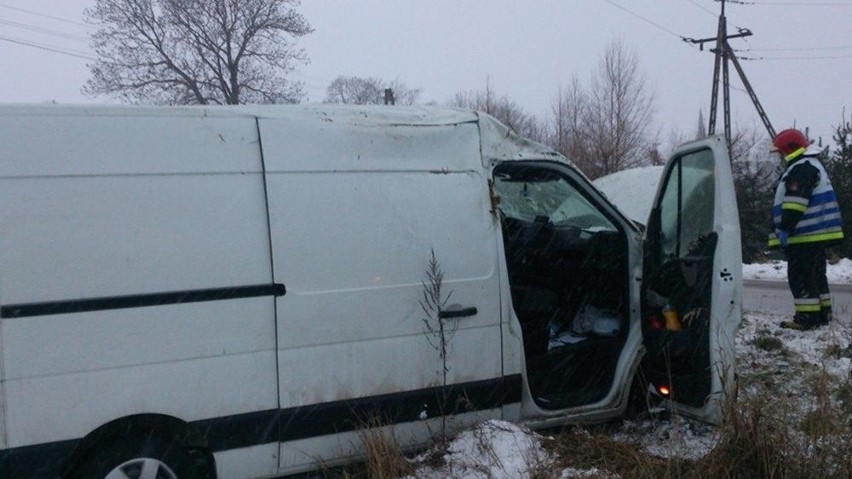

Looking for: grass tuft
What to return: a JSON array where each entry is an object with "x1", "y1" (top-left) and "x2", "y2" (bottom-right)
[{"x1": 752, "y1": 335, "x2": 785, "y2": 352}]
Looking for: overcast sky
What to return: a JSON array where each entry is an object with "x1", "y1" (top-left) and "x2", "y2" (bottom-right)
[{"x1": 1, "y1": 0, "x2": 850, "y2": 149}]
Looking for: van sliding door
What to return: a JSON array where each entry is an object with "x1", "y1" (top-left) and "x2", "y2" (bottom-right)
[{"x1": 258, "y1": 117, "x2": 506, "y2": 472}]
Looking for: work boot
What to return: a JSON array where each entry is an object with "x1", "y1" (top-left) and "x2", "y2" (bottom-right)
[
  {"x1": 780, "y1": 314, "x2": 819, "y2": 331},
  {"x1": 780, "y1": 320, "x2": 809, "y2": 330}
]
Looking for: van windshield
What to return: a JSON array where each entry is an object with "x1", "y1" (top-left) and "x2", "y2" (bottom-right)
[{"x1": 494, "y1": 168, "x2": 616, "y2": 231}]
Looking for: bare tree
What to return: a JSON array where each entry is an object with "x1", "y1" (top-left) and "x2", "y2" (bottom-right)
[
  {"x1": 549, "y1": 77, "x2": 593, "y2": 170},
  {"x1": 84, "y1": 0, "x2": 312, "y2": 105},
  {"x1": 324, "y1": 75, "x2": 421, "y2": 105},
  {"x1": 584, "y1": 39, "x2": 655, "y2": 178},
  {"x1": 385, "y1": 79, "x2": 422, "y2": 106},
  {"x1": 548, "y1": 40, "x2": 655, "y2": 179},
  {"x1": 449, "y1": 78, "x2": 545, "y2": 143}
]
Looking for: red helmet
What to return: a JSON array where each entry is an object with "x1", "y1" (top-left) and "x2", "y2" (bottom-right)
[{"x1": 771, "y1": 128, "x2": 809, "y2": 156}]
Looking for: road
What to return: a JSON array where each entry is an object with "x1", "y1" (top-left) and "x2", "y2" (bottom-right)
[{"x1": 743, "y1": 279, "x2": 852, "y2": 317}]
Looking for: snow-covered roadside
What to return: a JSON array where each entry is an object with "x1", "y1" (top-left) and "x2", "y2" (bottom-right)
[
  {"x1": 405, "y1": 307, "x2": 852, "y2": 478},
  {"x1": 403, "y1": 262, "x2": 852, "y2": 478},
  {"x1": 743, "y1": 258, "x2": 852, "y2": 283}
]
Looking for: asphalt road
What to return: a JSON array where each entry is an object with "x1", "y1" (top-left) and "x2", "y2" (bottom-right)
[{"x1": 743, "y1": 279, "x2": 852, "y2": 317}]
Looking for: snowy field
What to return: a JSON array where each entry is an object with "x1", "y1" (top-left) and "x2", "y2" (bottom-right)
[{"x1": 401, "y1": 261, "x2": 852, "y2": 478}]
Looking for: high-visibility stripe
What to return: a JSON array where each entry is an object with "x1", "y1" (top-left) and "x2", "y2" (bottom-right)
[
  {"x1": 795, "y1": 297, "x2": 820, "y2": 304},
  {"x1": 795, "y1": 303, "x2": 822, "y2": 313},
  {"x1": 782, "y1": 196, "x2": 810, "y2": 207},
  {"x1": 790, "y1": 222, "x2": 843, "y2": 237},
  {"x1": 782, "y1": 201, "x2": 808, "y2": 213},
  {"x1": 787, "y1": 231, "x2": 845, "y2": 245},
  {"x1": 767, "y1": 229, "x2": 843, "y2": 246},
  {"x1": 785, "y1": 147, "x2": 806, "y2": 162}
]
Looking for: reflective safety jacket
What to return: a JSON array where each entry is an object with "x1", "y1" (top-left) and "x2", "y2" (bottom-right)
[{"x1": 768, "y1": 148, "x2": 844, "y2": 247}]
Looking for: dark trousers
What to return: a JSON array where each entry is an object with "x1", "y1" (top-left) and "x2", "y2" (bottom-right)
[{"x1": 786, "y1": 243, "x2": 831, "y2": 326}]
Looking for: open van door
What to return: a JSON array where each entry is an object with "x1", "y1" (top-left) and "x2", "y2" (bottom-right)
[{"x1": 640, "y1": 135, "x2": 742, "y2": 424}]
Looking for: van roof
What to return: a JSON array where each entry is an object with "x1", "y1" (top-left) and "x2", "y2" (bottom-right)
[{"x1": 0, "y1": 103, "x2": 480, "y2": 127}]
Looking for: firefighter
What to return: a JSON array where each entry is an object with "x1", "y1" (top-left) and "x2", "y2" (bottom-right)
[{"x1": 768, "y1": 128, "x2": 844, "y2": 330}]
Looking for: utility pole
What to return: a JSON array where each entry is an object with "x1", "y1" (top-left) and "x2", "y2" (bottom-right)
[{"x1": 685, "y1": 0, "x2": 776, "y2": 154}]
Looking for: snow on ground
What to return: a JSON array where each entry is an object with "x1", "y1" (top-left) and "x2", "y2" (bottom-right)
[
  {"x1": 405, "y1": 262, "x2": 852, "y2": 478},
  {"x1": 743, "y1": 258, "x2": 852, "y2": 283},
  {"x1": 406, "y1": 420, "x2": 554, "y2": 479},
  {"x1": 407, "y1": 308, "x2": 852, "y2": 478}
]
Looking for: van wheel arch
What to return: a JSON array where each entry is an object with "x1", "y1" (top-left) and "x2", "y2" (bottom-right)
[{"x1": 60, "y1": 414, "x2": 216, "y2": 479}]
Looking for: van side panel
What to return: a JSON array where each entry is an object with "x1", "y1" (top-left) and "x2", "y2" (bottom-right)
[
  {"x1": 259, "y1": 119, "x2": 506, "y2": 469},
  {"x1": 0, "y1": 316, "x2": 6, "y2": 450},
  {"x1": 0, "y1": 112, "x2": 278, "y2": 476}
]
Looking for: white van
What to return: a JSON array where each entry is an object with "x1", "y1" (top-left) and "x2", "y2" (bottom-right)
[{"x1": 0, "y1": 104, "x2": 741, "y2": 478}]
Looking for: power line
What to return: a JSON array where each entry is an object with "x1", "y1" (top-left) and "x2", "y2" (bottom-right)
[
  {"x1": 0, "y1": 18, "x2": 89, "y2": 41},
  {"x1": 741, "y1": 53, "x2": 852, "y2": 60},
  {"x1": 727, "y1": 0, "x2": 852, "y2": 4},
  {"x1": 601, "y1": 0, "x2": 692, "y2": 42},
  {"x1": 737, "y1": 44, "x2": 852, "y2": 52},
  {"x1": 0, "y1": 3, "x2": 89, "y2": 27},
  {"x1": 691, "y1": 0, "x2": 748, "y2": 30},
  {"x1": 683, "y1": 0, "x2": 718, "y2": 16},
  {"x1": 0, "y1": 34, "x2": 94, "y2": 60}
]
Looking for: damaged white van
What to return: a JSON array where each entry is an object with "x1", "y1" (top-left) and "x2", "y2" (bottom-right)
[{"x1": 0, "y1": 104, "x2": 741, "y2": 478}]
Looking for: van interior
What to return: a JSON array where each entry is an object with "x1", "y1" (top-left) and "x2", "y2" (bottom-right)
[{"x1": 493, "y1": 163, "x2": 630, "y2": 410}]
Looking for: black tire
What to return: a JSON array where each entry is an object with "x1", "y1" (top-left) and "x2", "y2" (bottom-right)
[{"x1": 71, "y1": 435, "x2": 202, "y2": 479}]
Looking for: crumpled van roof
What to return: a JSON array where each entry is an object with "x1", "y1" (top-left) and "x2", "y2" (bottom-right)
[{"x1": 0, "y1": 103, "x2": 480, "y2": 127}]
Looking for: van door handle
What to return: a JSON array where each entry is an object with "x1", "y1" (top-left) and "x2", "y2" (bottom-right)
[{"x1": 439, "y1": 305, "x2": 478, "y2": 319}]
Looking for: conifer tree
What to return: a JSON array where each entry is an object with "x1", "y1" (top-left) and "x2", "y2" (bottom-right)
[{"x1": 824, "y1": 111, "x2": 852, "y2": 258}]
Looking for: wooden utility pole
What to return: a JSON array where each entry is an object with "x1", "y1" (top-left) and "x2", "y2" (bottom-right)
[{"x1": 685, "y1": 0, "x2": 776, "y2": 153}]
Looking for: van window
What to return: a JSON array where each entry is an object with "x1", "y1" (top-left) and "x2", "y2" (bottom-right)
[{"x1": 657, "y1": 149, "x2": 715, "y2": 258}]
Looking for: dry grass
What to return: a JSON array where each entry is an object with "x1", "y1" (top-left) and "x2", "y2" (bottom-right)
[
  {"x1": 359, "y1": 427, "x2": 413, "y2": 479},
  {"x1": 328, "y1": 378, "x2": 852, "y2": 478},
  {"x1": 322, "y1": 415, "x2": 414, "y2": 479},
  {"x1": 541, "y1": 366, "x2": 852, "y2": 479},
  {"x1": 356, "y1": 417, "x2": 414, "y2": 479},
  {"x1": 319, "y1": 372, "x2": 852, "y2": 479},
  {"x1": 544, "y1": 427, "x2": 686, "y2": 478}
]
